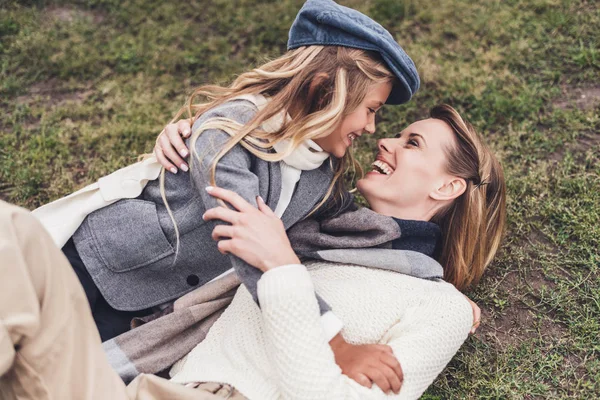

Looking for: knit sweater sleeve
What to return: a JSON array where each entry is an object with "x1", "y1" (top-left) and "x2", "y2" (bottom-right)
[{"x1": 256, "y1": 264, "x2": 473, "y2": 400}]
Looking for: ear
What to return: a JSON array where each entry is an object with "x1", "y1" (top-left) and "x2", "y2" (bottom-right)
[{"x1": 430, "y1": 177, "x2": 467, "y2": 202}]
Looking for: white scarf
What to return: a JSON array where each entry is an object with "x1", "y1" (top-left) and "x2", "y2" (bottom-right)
[{"x1": 244, "y1": 93, "x2": 330, "y2": 171}]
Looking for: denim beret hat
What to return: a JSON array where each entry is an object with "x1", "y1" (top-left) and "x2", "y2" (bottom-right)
[{"x1": 287, "y1": 0, "x2": 420, "y2": 104}]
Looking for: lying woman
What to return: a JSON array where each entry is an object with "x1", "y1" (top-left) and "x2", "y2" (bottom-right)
[
  {"x1": 0, "y1": 104, "x2": 505, "y2": 399},
  {"x1": 166, "y1": 104, "x2": 506, "y2": 399}
]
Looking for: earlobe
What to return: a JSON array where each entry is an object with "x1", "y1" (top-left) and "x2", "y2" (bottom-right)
[{"x1": 430, "y1": 177, "x2": 467, "y2": 201}]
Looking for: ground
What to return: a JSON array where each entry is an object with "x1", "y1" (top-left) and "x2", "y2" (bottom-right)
[{"x1": 1, "y1": 0, "x2": 598, "y2": 398}]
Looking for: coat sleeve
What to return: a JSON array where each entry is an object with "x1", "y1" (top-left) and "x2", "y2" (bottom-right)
[
  {"x1": 256, "y1": 265, "x2": 473, "y2": 400},
  {"x1": 188, "y1": 101, "x2": 340, "y2": 339}
]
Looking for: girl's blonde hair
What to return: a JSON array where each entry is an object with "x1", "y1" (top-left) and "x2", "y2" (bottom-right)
[
  {"x1": 161, "y1": 45, "x2": 396, "y2": 255},
  {"x1": 430, "y1": 105, "x2": 507, "y2": 291}
]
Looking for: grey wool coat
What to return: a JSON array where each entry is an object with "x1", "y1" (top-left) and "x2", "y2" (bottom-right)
[{"x1": 72, "y1": 98, "x2": 337, "y2": 312}]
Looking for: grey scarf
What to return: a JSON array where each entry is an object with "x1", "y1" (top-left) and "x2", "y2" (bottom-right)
[
  {"x1": 288, "y1": 206, "x2": 444, "y2": 280},
  {"x1": 106, "y1": 206, "x2": 443, "y2": 383}
]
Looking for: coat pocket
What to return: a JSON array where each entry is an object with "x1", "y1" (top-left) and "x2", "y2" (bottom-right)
[{"x1": 87, "y1": 199, "x2": 174, "y2": 272}]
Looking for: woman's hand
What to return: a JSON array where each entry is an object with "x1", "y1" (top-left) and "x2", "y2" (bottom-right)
[
  {"x1": 464, "y1": 294, "x2": 481, "y2": 334},
  {"x1": 202, "y1": 186, "x2": 300, "y2": 271},
  {"x1": 154, "y1": 119, "x2": 193, "y2": 174}
]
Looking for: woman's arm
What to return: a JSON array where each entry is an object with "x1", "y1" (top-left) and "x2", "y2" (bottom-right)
[
  {"x1": 203, "y1": 187, "x2": 405, "y2": 393},
  {"x1": 155, "y1": 119, "x2": 193, "y2": 173},
  {"x1": 256, "y1": 263, "x2": 473, "y2": 400}
]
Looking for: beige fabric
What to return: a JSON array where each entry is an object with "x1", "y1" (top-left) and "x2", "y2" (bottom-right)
[
  {"x1": 31, "y1": 155, "x2": 162, "y2": 249},
  {"x1": 0, "y1": 201, "x2": 246, "y2": 400},
  {"x1": 126, "y1": 375, "x2": 247, "y2": 400}
]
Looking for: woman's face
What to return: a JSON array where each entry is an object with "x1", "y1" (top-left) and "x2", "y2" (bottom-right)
[
  {"x1": 356, "y1": 118, "x2": 459, "y2": 220},
  {"x1": 314, "y1": 81, "x2": 392, "y2": 158}
]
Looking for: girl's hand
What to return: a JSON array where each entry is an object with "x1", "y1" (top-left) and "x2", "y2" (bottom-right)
[
  {"x1": 330, "y1": 333, "x2": 403, "y2": 394},
  {"x1": 202, "y1": 186, "x2": 301, "y2": 272},
  {"x1": 154, "y1": 119, "x2": 192, "y2": 174},
  {"x1": 464, "y1": 294, "x2": 481, "y2": 334}
]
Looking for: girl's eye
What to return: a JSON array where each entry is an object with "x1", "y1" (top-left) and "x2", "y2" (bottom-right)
[{"x1": 368, "y1": 108, "x2": 376, "y2": 114}]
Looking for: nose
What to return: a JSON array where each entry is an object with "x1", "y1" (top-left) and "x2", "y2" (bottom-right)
[
  {"x1": 365, "y1": 114, "x2": 376, "y2": 135},
  {"x1": 377, "y1": 138, "x2": 392, "y2": 154}
]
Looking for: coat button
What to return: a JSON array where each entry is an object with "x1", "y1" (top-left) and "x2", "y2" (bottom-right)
[{"x1": 186, "y1": 274, "x2": 200, "y2": 286}]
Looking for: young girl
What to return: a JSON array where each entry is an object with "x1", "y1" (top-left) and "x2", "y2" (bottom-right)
[{"x1": 34, "y1": 0, "x2": 419, "y2": 351}]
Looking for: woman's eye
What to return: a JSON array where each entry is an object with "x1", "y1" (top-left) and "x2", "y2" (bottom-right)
[{"x1": 407, "y1": 139, "x2": 419, "y2": 147}]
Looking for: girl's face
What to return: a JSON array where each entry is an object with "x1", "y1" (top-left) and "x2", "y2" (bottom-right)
[
  {"x1": 356, "y1": 118, "x2": 459, "y2": 220},
  {"x1": 313, "y1": 81, "x2": 392, "y2": 158}
]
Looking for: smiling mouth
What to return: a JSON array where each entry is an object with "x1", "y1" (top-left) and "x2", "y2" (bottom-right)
[
  {"x1": 348, "y1": 133, "x2": 360, "y2": 144},
  {"x1": 371, "y1": 160, "x2": 393, "y2": 175}
]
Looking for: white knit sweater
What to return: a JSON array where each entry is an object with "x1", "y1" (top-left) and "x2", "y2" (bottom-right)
[{"x1": 170, "y1": 262, "x2": 473, "y2": 400}]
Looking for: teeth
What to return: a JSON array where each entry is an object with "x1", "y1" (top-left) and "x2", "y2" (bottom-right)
[
  {"x1": 371, "y1": 160, "x2": 393, "y2": 175},
  {"x1": 349, "y1": 133, "x2": 357, "y2": 142}
]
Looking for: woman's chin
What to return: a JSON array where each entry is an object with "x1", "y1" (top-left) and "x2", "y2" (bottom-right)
[{"x1": 356, "y1": 176, "x2": 382, "y2": 200}]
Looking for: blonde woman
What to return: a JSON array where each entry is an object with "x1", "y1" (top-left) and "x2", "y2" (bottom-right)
[{"x1": 1, "y1": 105, "x2": 505, "y2": 399}]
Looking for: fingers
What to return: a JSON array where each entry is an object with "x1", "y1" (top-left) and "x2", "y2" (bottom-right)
[
  {"x1": 154, "y1": 144, "x2": 178, "y2": 174},
  {"x1": 466, "y1": 295, "x2": 482, "y2": 334},
  {"x1": 158, "y1": 130, "x2": 188, "y2": 172},
  {"x1": 203, "y1": 206, "x2": 240, "y2": 225},
  {"x1": 256, "y1": 196, "x2": 276, "y2": 217},
  {"x1": 380, "y1": 352, "x2": 403, "y2": 391},
  {"x1": 165, "y1": 122, "x2": 190, "y2": 158},
  {"x1": 216, "y1": 239, "x2": 233, "y2": 255},
  {"x1": 353, "y1": 373, "x2": 372, "y2": 389},
  {"x1": 378, "y1": 363, "x2": 402, "y2": 394},
  {"x1": 177, "y1": 119, "x2": 192, "y2": 139},
  {"x1": 205, "y1": 186, "x2": 254, "y2": 212},
  {"x1": 366, "y1": 367, "x2": 395, "y2": 394},
  {"x1": 211, "y1": 225, "x2": 235, "y2": 241}
]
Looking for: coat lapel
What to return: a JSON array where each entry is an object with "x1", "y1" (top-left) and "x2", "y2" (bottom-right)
[{"x1": 281, "y1": 160, "x2": 334, "y2": 229}]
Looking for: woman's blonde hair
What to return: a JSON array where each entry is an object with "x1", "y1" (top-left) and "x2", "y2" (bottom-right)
[
  {"x1": 430, "y1": 105, "x2": 507, "y2": 291},
  {"x1": 161, "y1": 45, "x2": 396, "y2": 255}
]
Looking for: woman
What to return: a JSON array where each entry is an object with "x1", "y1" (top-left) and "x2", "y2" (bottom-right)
[
  {"x1": 2, "y1": 105, "x2": 506, "y2": 399},
  {"x1": 167, "y1": 104, "x2": 506, "y2": 398}
]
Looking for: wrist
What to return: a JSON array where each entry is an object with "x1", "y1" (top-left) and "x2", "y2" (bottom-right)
[
  {"x1": 261, "y1": 253, "x2": 301, "y2": 272},
  {"x1": 329, "y1": 332, "x2": 347, "y2": 351}
]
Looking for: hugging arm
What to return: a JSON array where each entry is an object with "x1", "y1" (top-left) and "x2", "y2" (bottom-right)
[{"x1": 256, "y1": 264, "x2": 473, "y2": 400}]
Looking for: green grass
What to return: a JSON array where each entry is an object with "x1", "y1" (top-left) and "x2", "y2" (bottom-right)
[{"x1": 1, "y1": 0, "x2": 599, "y2": 398}]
